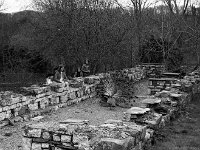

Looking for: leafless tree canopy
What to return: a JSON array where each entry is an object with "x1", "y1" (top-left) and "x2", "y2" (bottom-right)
[{"x1": 0, "y1": 0, "x2": 200, "y2": 77}]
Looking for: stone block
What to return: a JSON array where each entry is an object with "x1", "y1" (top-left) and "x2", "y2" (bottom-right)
[
  {"x1": 28, "y1": 103, "x2": 38, "y2": 111},
  {"x1": 73, "y1": 133, "x2": 89, "y2": 145},
  {"x1": 60, "y1": 95, "x2": 68, "y2": 103},
  {"x1": 41, "y1": 143, "x2": 49, "y2": 148},
  {"x1": 32, "y1": 143, "x2": 42, "y2": 150},
  {"x1": 22, "y1": 138, "x2": 32, "y2": 150},
  {"x1": 61, "y1": 135, "x2": 72, "y2": 143},
  {"x1": 25, "y1": 128, "x2": 42, "y2": 138},
  {"x1": 93, "y1": 137, "x2": 135, "y2": 150},
  {"x1": 21, "y1": 96, "x2": 27, "y2": 102},
  {"x1": 124, "y1": 107, "x2": 150, "y2": 122},
  {"x1": 56, "y1": 97, "x2": 60, "y2": 104},
  {"x1": 69, "y1": 92, "x2": 76, "y2": 100},
  {"x1": 49, "y1": 96, "x2": 55, "y2": 105},
  {"x1": 143, "y1": 113, "x2": 162, "y2": 129},
  {"x1": 0, "y1": 111, "x2": 6, "y2": 121},
  {"x1": 11, "y1": 96, "x2": 20, "y2": 104},
  {"x1": 76, "y1": 91, "x2": 81, "y2": 98},
  {"x1": 85, "y1": 88, "x2": 91, "y2": 95},
  {"x1": 40, "y1": 98, "x2": 49, "y2": 109},
  {"x1": 5, "y1": 110, "x2": 12, "y2": 119},
  {"x1": 0, "y1": 107, "x2": 2, "y2": 113},
  {"x1": 53, "y1": 134, "x2": 61, "y2": 142},
  {"x1": 42, "y1": 131, "x2": 51, "y2": 140},
  {"x1": 36, "y1": 93, "x2": 46, "y2": 99}
]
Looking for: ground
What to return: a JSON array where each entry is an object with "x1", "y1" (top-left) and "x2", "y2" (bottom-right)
[
  {"x1": 0, "y1": 80, "x2": 147, "y2": 150},
  {"x1": 0, "y1": 80, "x2": 200, "y2": 150},
  {"x1": 149, "y1": 93, "x2": 200, "y2": 150}
]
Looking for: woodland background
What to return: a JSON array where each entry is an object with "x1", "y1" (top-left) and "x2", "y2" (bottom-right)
[{"x1": 0, "y1": 0, "x2": 200, "y2": 83}]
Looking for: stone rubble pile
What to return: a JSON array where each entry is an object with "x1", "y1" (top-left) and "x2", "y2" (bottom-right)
[{"x1": 22, "y1": 65, "x2": 200, "y2": 150}]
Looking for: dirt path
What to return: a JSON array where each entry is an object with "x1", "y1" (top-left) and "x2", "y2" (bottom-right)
[{"x1": 149, "y1": 93, "x2": 200, "y2": 150}]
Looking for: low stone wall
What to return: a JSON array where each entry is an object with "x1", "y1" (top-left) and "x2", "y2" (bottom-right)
[
  {"x1": 148, "y1": 78, "x2": 178, "y2": 95},
  {"x1": 137, "y1": 63, "x2": 165, "y2": 78},
  {"x1": 0, "y1": 81, "x2": 97, "y2": 123},
  {"x1": 22, "y1": 67, "x2": 200, "y2": 150},
  {"x1": 0, "y1": 67, "x2": 147, "y2": 124}
]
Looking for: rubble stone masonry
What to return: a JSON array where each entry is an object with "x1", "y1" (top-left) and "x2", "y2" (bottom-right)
[{"x1": 1, "y1": 64, "x2": 200, "y2": 150}]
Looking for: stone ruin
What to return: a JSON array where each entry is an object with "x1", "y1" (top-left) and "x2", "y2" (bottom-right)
[{"x1": 1, "y1": 64, "x2": 200, "y2": 150}]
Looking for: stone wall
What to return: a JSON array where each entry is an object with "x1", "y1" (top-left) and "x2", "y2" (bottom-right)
[
  {"x1": 21, "y1": 66, "x2": 200, "y2": 150},
  {"x1": 137, "y1": 63, "x2": 165, "y2": 78},
  {"x1": 0, "y1": 67, "x2": 146, "y2": 124},
  {"x1": 0, "y1": 80, "x2": 97, "y2": 123}
]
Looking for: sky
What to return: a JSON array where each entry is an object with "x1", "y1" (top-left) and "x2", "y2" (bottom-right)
[
  {"x1": 2, "y1": 0, "x2": 33, "y2": 13},
  {"x1": 1, "y1": 0, "x2": 199, "y2": 13}
]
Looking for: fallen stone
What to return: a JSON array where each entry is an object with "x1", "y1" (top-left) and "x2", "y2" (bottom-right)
[
  {"x1": 31, "y1": 116, "x2": 44, "y2": 122},
  {"x1": 126, "y1": 107, "x2": 150, "y2": 115},
  {"x1": 141, "y1": 98, "x2": 161, "y2": 104}
]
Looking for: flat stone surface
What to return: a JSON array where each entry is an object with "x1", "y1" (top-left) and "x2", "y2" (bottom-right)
[
  {"x1": 170, "y1": 93, "x2": 183, "y2": 98},
  {"x1": 141, "y1": 98, "x2": 161, "y2": 104},
  {"x1": 126, "y1": 107, "x2": 150, "y2": 115},
  {"x1": 26, "y1": 122, "x2": 59, "y2": 131}
]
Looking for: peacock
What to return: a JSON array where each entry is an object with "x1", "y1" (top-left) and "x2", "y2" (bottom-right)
[{"x1": 96, "y1": 74, "x2": 120, "y2": 109}]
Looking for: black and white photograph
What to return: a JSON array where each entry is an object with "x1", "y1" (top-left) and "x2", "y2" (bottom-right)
[{"x1": 0, "y1": 0, "x2": 200, "y2": 150}]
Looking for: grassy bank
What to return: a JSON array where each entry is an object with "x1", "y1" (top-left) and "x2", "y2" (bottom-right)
[{"x1": 150, "y1": 94, "x2": 200, "y2": 150}]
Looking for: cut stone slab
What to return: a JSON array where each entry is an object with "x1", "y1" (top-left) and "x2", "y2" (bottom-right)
[
  {"x1": 25, "y1": 122, "x2": 60, "y2": 131},
  {"x1": 170, "y1": 93, "x2": 182, "y2": 98},
  {"x1": 171, "y1": 83, "x2": 182, "y2": 87},
  {"x1": 126, "y1": 107, "x2": 150, "y2": 115},
  {"x1": 99, "y1": 124, "x2": 116, "y2": 129},
  {"x1": 141, "y1": 98, "x2": 161, "y2": 104},
  {"x1": 154, "y1": 91, "x2": 170, "y2": 98},
  {"x1": 31, "y1": 116, "x2": 44, "y2": 121}
]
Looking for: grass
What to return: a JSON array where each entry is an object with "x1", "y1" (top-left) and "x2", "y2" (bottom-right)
[{"x1": 149, "y1": 94, "x2": 200, "y2": 150}]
